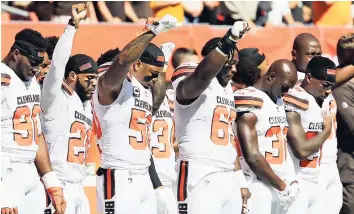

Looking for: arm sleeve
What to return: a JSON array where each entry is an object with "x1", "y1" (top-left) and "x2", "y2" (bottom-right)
[
  {"x1": 41, "y1": 25, "x2": 76, "y2": 112},
  {"x1": 149, "y1": 156, "x2": 162, "y2": 189}
]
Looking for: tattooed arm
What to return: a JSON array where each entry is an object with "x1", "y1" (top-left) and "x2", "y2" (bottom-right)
[{"x1": 98, "y1": 32, "x2": 156, "y2": 105}]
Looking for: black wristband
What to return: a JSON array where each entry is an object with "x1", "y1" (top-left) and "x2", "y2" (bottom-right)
[
  {"x1": 68, "y1": 19, "x2": 78, "y2": 29},
  {"x1": 149, "y1": 156, "x2": 162, "y2": 189},
  {"x1": 217, "y1": 29, "x2": 236, "y2": 56}
]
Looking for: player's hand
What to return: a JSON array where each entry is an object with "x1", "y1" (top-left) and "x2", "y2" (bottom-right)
[
  {"x1": 230, "y1": 21, "x2": 250, "y2": 41},
  {"x1": 160, "y1": 42, "x2": 176, "y2": 63},
  {"x1": 322, "y1": 107, "x2": 333, "y2": 131},
  {"x1": 1, "y1": 208, "x2": 18, "y2": 214},
  {"x1": 47, "y1": 187, "x2": 66, "y2": 214},
  {"x1": 241, "y1": 188, "x2": 251, "y2": 214},
  {"x1": 71, "y1": 2, "x2": 89, "y2": 26},
  {"x1": 278, "y1": 180, "x2": 300, "y2": 208},
  {"x1": 155, "y1": 187, "x2": 172, "y2": 214},
  {"x1": 1, "y1": 184, "x2": 18, "y2": 214},
  {"x1": 145, "y1": 14, "x2": 179, "y2": 35}
]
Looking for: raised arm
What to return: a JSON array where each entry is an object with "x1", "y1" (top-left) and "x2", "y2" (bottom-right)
[
  {"x1": 334, "y1": 65, "x2": 354, "y2": 88},
  {"x1": 41, "y1": 3, "x2": 87, "y2": 111},
  {"x1": 98, "y1": 15, "x2": 178, "y2": 105},
  {"x1": 237, "y1": 113, "x2": 286, "y2": 191},
  {"x1": 152, "y1": 72, "x2": 167, "y2": 115},
  {"x1": 176, "y1": 21, "x2": 249, "y2": 102},
  {"x1": 151, "y1": 42, "x2": 176, "y2": 115},
  {"x1": 286, "y1": 111, "x2": 332, "y2": 159}
]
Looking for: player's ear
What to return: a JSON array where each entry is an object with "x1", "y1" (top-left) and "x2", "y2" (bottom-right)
[
  {"x1": 305, "y1": 73, "x2": 312, "y2": 84},
  {"x1": 12, "y1": 49, "x2": 20, "y2": 61},
  {"x1": 267, "y1": 71, "x2": 276, "y2": 83},
  {"x1": 291, "y1": 50, "x2": 296, "y2": 61},
  {"x1": 133, "y1": 60, "x2": 142, "y2": 72},
  {"x1": 67, "y1": 71, "x2": 77, "y2": 83}
]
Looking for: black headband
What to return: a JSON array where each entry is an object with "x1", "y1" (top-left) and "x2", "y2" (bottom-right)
[{"x1": 12, "y1": 40, "x2": 45, "y2": 67}]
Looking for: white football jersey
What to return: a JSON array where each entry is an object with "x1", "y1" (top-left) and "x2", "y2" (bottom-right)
[
  {"x1": 1, "y1": 63, "x2": 42, "y2": 162},
  {"x1": 284, "y1": 86, "x2": 323, "y2": 182},
  {"x1": 234, "y1": 87, "x2": 289, "y2": 180},
  {"x1": 150, "y1": 96, "x2": 176, "y2": 185},
  {"x1": 321, "y1": 94, "x2": 338, "y2": 164},
  {"x1": 92, "y1": 74, "x2": 152, "y2": 170},
  {"x1": 41, "y1": 81, "x2": 92, "y2": 183},
  {"x1": 172, "y1": 65, "x2": 237, "y2": 172}
]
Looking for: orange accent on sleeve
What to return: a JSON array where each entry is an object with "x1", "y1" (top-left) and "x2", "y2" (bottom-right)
[
  {"x1": 1, "y1": 73, "x2": 11, "y2": 86},
  {"x1": 284, "y1": 94, "x2": 309, "y2": 110},
  {"x1": 62, "y1": 80, "x2": 74, "y2": 95}
]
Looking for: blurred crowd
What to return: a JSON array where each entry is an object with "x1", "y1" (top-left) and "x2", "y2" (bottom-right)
[{"x1": 2, "y1": 1, "x2": 354, "y2": 27}]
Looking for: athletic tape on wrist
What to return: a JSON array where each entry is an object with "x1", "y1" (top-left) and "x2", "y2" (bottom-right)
[
  {"x1": 42, "y1": 171, "x2": 62, "y2": 189},
  {"x1": 235, "y1": 170, "x2": 247, "y2": 188},
  {"x1": 217, "y1": 29, "x2": 237, "y2": 56}
]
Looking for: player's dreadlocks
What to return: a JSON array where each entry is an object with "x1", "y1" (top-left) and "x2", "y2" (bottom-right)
[
  {"x1": 97, "y1": 48, "x2": 120, "y2": 66},
  {"x1": 232, "y1": 58, "x2": 261, "y2": 86},
  {"x1": 45, "y1": 36, "x2": 59, "y2": 60}
]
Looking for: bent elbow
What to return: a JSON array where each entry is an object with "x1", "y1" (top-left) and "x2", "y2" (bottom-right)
[
  {"x1": 293, "y1": 150, "x2": 309, "y2": 160},
  {"x1": 244, "y1": 151, "x2": 260, "y2": 166}
]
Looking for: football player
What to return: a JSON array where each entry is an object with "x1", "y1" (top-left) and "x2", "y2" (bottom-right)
[
  {"x1": 40, "y1": 3, "x2": 98, "y2": 214},
  {"x1": 172, "y1": 21, "x2": 250, "y2": 214}
]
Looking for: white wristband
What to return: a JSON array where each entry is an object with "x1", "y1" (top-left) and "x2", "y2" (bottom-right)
[
  {"x1": 235, "y1": 170, "x2": 247, "y2": 188},
  {"x1": 42, "y1": 171, "x2": 62, "y2": 189}
]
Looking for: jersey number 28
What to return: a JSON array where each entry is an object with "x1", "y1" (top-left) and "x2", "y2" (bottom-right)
[{"x1": 67, "y1": 121, "x2": 91, "y2": 165}]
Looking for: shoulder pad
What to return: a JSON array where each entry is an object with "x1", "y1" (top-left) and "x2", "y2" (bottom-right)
[
  {"x1": 171, "y1": 63, "x2": 197, "y2": 82},
  {"x1": 234, "y1": 88, "x2": 264, "y2": 110},
  {"x1": 284, "y1": 87, "x2": 309, "y2": 111}
]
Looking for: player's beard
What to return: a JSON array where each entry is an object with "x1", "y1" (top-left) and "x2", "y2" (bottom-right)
[
  {"x1": 75, "y1": 79, "x2": 88, "y2": 103},
  {"x1": 217, "y1": 66, "x2": 231, "y2": 87}
]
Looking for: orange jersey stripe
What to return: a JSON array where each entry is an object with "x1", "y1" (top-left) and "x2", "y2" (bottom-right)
[
  {"x1": 235, "y1": 99, "x2": 263, "y2": 108},
  {"x1": 1, "y1": 73, "x2": 11, "y2": 86},
  {"x1": 179, "y1": 162, "x2": 186, "y2": 201},
  {"x1": 92, "y1": 110, "x2": 102, "y2": 140},
  {"x1": 62, "y1": 80, "x2": 74, "y2": 95},
  {"x1": 171, "y1": 65, "x2": 196, "y2": 82},
  {"x1": 107, "y1": 169, "x2": 112, "y2": 199},
  {"x1": 172, "y1": 68, "x2": 193, "y2": 78},
  {"x1": 284, "y1": 94, "x2": 309, "y2": 111},
  {"x1": 234, "y1": 96, "x2": 264, "y2": 109},
  {"x1": 1, "y1": 77, "x2": 10, "y2": 84}
]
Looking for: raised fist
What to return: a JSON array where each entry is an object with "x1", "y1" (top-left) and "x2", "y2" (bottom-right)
[
  {"x1": 71, "y1": 2, "x2": 89, "y2": 26},
  {"x1": 145, "y1": 15, "x2": 179, "y2": 35},
  {"x1": 230, "y1": 21, "x2": 250, "y2": 41}
]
